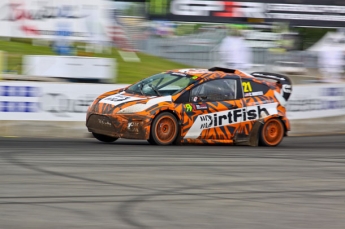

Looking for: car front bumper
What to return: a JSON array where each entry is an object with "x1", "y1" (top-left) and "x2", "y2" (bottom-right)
[{"x1": 86, "y1": 113, "x2": 151, "y2": 140}]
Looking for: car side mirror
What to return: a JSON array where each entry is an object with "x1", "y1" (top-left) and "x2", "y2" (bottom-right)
[{"x1": 192, "y1": 95, "x2": 208, "y2": 102}]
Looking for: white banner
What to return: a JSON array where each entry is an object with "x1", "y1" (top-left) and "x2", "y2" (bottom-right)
[
  {"x1": 0, "y1": 82, "x2": 345, "y2": 121},
  {"x1": 0, "y1": 0, "x2": 111, "y2": 41},
  {"x1": 23, "y1": 55, "x2": 116, "y2": 80},
  {"x1": 0, "y1": 82, "x2": 129, "y2": 121},
  {"x1": 286, "y1": 84, "x2": 345, "y2": 120}
]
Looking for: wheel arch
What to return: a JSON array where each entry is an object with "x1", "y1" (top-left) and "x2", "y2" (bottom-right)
[{"x1": 150, "y1": 109, "x2": 181, "y2": 126}]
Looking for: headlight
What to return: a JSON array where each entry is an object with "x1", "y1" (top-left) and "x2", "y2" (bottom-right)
[{"x1": 117, "y1": 104, "x2": 148, "y2": 114}]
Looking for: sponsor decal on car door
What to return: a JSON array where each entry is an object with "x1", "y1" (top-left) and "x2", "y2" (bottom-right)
[
  {"x1": 182, "y1": 100, "x2": 241, "y2": 139},
  {"x1": 184, "y1": 102, "x2": 278, "y2": 139}
]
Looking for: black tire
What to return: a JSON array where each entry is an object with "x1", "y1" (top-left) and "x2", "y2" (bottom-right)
[
  {"x1": 258, "y1": 118, "x2": 284, "y2": 147},
  {"x1": 147, "y1": 137, "x2": 157, "y2": 145},
  {"x1": 92, "y1": 133, "x2": 118, "y2": 143},
  {"x1": 150, "y1": 112, "x2": 179, "y2": 145}
]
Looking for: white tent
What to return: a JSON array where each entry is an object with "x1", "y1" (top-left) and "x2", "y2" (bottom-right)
[{"x1": 308, "y1": 32, "x2": 345, "y2": 52}]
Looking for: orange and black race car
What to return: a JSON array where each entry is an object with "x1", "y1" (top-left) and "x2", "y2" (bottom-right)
[{"x1": 86, "y1": 67, "x2": 292, "y2": 146}]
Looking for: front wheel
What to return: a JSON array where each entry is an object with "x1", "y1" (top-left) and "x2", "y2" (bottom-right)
[
  {"x1": 92, "y1": 133, "x2": 118, "y2": 143},
  {"x1": 147, "y1": 138, "x2": 157, "y2": 145},
  {"x1": 150, "y1": 112, "x2": 179, "y2": 145},
  {"x1": 259, "y1": 118, "x2": 284, "y2": 147}
]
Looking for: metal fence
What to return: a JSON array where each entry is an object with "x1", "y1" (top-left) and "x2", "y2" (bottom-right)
[
  {"x1": 132, "y1": 31, "x2": 319, "y2": 72},
  {"x1": 136, "y1": 30, "x2": 225, "y2": 68},
  {"x1": 117, "y1": 16, "x2": 321, "y2": 72}
]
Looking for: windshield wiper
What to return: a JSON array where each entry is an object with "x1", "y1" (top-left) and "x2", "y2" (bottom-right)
[{"x1": 148, "y1": 84, "x2": 162, "y2": 96}]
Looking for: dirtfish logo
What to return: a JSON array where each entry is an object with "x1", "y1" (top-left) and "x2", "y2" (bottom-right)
[{"x1": 199, "y1": 105, "x2": 270, "y2": 129}]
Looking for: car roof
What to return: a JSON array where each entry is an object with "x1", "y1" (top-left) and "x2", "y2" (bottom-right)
[
  {"x1": 169, "y1": 67, "x2": 254, "y2": 80},
  {"x1": 168, "y1": 67, "x2": 291, "y2": 86}
]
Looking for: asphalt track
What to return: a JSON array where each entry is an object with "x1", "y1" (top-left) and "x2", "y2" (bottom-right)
[{"x1": 0, "y1": 135, "x2": 345, "y2": 229}]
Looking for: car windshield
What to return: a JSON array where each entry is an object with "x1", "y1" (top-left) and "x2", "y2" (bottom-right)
[{"x1": 126, "y1": 72, "x2": 196, "y2": 96}]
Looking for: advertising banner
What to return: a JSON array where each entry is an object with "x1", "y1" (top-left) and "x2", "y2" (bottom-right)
[
  {"x1": 287, "y1": 84, "x2": 345, "y2": 120},
  {"x1": 0, "y1": 82, "x2": 129, "y2": 121},
  {"x1": 0, "y1": 0, "x2": 110, "y2": 41},
  {"x1": 1, "y1": 82, "x2": 345, "y2": 121},
  {"x1": 23, "y1": 55, "x2": 116, "y2": 80},
  {"x1": 148, "y1": 0, "x2": 345, "y2": 27}
]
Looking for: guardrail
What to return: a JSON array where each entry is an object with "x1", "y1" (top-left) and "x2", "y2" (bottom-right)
[{"x1": 0, "y1": 81, "x2": 344, "y2": 137}]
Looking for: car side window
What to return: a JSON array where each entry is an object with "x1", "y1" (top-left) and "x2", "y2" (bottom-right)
[
  {"x1": 242, "y1": 79, "x2": 269, "y2": 97},
  {"x1": 190, "y1": 79, "x2": 237, "y2": 102}
]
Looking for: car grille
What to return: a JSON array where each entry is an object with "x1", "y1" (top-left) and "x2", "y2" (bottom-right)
[{"x1": 87, "y1": 115, "x2": 116, "y2": 134}]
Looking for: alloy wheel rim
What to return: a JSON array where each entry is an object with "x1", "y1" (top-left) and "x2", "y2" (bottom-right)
[
  {"x1": 156, "y1": 117, "x2": 176, "y2": 143},
  {"x1": 264, "y1": 120, "x2": 283, "y2": 145}
]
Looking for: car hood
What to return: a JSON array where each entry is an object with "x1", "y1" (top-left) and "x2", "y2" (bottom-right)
[{"x1": 97, "y1": 91, "x2": 172, "y2": 113}]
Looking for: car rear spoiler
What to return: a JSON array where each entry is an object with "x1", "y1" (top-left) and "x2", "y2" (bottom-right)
[{"x1": 250, "y1": 72, "x2": 292, "y2": 101}]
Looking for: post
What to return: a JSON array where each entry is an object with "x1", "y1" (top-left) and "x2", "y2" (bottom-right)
[{"x1": 0, "y1": 51, "x2": 3, "y2": 80}]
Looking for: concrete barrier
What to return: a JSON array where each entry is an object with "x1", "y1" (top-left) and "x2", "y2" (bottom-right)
[
  {"x1": 289, "y1": 115, "x2": 345, "y2": 136},
  {"x1": 0, "y1": 121, "x2": 88, "y2": 138},
  {"x1": 1, "y1": 116, "x2": 345, "y2": 139}
]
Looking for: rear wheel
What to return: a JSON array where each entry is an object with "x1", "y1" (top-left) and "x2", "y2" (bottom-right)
[
  {"x1": 92, "y1": 133, "x2": 118, "y2": 143},
  {"x1": 150, "y1": 112, "x2": 178, "y2": 145},
  {"x1": 259, "y1": 118, "x2": 284, "y2": 147}
]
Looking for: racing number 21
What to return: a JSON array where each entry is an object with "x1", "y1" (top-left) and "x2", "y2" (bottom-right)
[{"x1": 242, "y1": 82, "x2": 253, "y2": 92}]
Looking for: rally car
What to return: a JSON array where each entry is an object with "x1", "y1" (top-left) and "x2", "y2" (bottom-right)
[{"x1": 86, "y1": 67, "x2": 292, "y2": 146}]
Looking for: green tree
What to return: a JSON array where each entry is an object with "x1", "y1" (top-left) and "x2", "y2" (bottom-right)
[{"x1": 295, "y1": 27, "x2": 336, "y2": 50}]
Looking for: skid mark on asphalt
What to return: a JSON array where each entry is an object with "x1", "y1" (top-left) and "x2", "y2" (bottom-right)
[
  {"x1": 1, "y1": 135, "x2": 345, "y2": 229},
  {"x1": 114, "y1": 180, "x2": 345, "y2": 229},
  {"x1": 1, "y1": 150, "x2": 164, "y2": 192}
]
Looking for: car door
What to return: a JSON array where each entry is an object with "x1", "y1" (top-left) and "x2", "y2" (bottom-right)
[{"x1": 181, "y1": 78, "x2": 244, "y2": 140}]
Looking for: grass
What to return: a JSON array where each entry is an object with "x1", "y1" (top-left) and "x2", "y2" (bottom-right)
[{"x1": 0, "y1": 39, "x2": 193, "y2": 84}]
